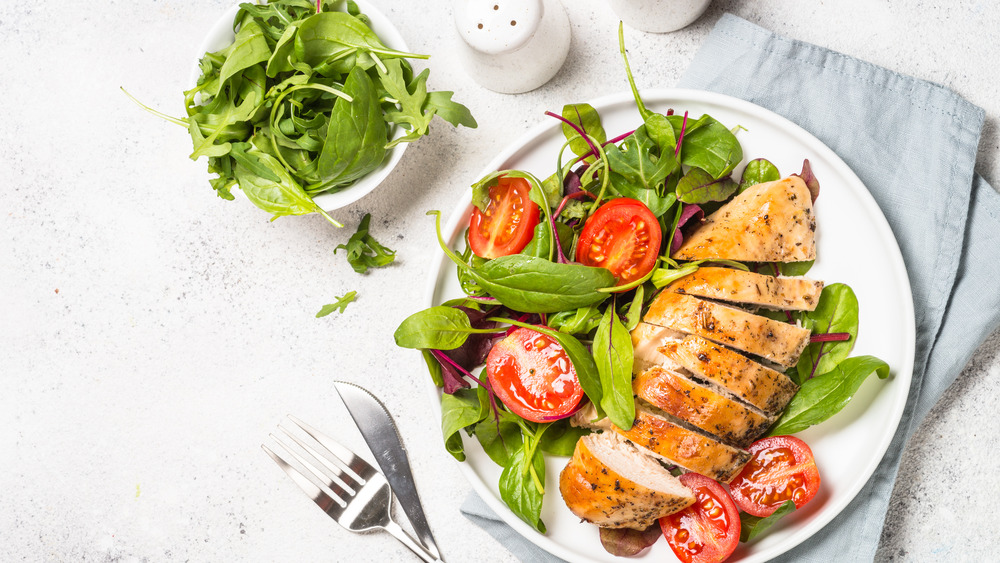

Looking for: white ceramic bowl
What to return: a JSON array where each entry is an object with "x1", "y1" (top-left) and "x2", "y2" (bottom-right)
[{"x1": 190, "y1": 0, "x2": 410, "y2": 212}]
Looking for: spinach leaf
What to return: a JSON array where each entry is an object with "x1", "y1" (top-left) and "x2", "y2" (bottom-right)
[
  {"x1": 740, "y1": 501, "x2": 796, "y2": 542},
  {"x1": 668, "y1": 114, "x2": 743, "y2": 179},
  {"x1": 440, "y1": 388, "x2": 488, "y2": 462},
  {"x1": 561, "y1": 103, "x2": 607, "y2": 158},
  {"x1": 474, "y1": 255, "x2": 615, "y2": 313},
  {"x1": 780, "y1": 260, "x2": 815, "y2": 276},
  {"x1": 676, "y1": 167, "x2": 739, "y2": 204},
  {"x1": 317, "y1": 67, "x2": 387, "y2": 187},
  {"x1": 315, "y1": 291, "x2": 357, "y2": 317},
  {"x1": 499, "y1": 438, "x2": 547, "y2": 533},
  {"x1": 334, "y1": 213, "x2": 396, "y2": 274},
  {"x1": 739, "y1": 158, "x2": 781, "y2": 192},
  {"x1": 475, "y1": 416, "x2": 522, "y2": 467},
  {"x1": 519, "y1": 222, "x2": 552, "y2": 259},
  {"x1": 537, "y1": 420, "x2": 589, "y2": 456},
  {"x1": 795, "y1": 283, "x2": 859, "y2": 384},
  {"x1": 232, "y1": 146, "x2": 320, "y2": 219},
  {"x1": 651, "y1": 263, "x2": 700, "y2": 289},
  {"x1": 770, "y1": 355, "x2": 890, "y2": 435},
  {"x1": 393, "y1": 306, "x2": 498, "y2": 350},
  {"x1": 593, "y1": 303, "x2": 636, "y2": 429}
]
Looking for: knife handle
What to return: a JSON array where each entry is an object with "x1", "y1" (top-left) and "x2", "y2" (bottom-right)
[{"x1": 383, "y1": 519, "x2": 442, "y2": 562}]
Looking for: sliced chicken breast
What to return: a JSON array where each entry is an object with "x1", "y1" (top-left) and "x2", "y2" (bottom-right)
[
  {"x1": 633, "y1": 366, "x2": 774, "y2": 449},
  {"x1": 659, "y1": 335, "x2": 799, "y2": 416},
  {"x1": 672, "y1": 176, "x2": 816, "y2": 263},
  {"x1": 645, "y1": 292, "x2": 811, "y2": 368},
  {"x1": 667, "y1": 266, "x2": 824, "y2": 311},
  {"x1": 630, "y1": 321, "x2": 685, "y2": 373},
  {"x1": 559, "y1": 432, "x2": 696, "y2": 529},
  {"x1": 613, "y1": 403, "x2": 751, "y2": 483}
]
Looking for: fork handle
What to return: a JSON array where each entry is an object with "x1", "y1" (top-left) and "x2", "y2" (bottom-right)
[{"x1": 383, "y1": 520, "x2": 442, "y2": 562}]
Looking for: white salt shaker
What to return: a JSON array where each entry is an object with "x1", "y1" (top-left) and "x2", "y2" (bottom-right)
[
  {"x1": 606, "y1": 0, "x2": 711, "y2": 33},
  {"x1": 454, "y1": 0, "x2": 571, "y2": 94}
]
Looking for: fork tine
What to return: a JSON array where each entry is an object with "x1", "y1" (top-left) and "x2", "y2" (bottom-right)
[
  {"x1": 277, "y1": 425, "x2": 359, "y2": 492},
  {"x1": 261, "y1": 444, "x2": 345, "y2": 516},
  {"x1": 288, "y1": 415, "x2": 368, "y2": 482},
  {"x1": 269, "y1": 432, "x2": 357, "y2": 501}
]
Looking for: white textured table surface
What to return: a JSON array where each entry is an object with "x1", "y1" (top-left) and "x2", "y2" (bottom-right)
[{"x1": 3, "y1": 1, "x2": 998, "y2": 561}]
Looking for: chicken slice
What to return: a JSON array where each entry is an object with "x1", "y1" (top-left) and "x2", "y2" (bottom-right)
[
  {"x1": 559, "y1": 432, "x2": 696, "y2": 529},
  {"x1": 613, "y1": 403, "x2": 751, "y2": 483},
  {"x1": 672, "y1": 176, "x2": 816, "y2": 263},
  {"x1": 667, "y1": 266, "x2": 824, "y2": 311},
  {"x1": 633, "y1": 366, "x2": 774, "y2": 449},
  {"x1": 630, "y1": 321, "x2": 685, "y2": 373},
  {"x1": 645, "y1": 292, "x2": 811, "y2": 368},
  {"x1": 659, "y1": 335, "x2": 799, "y2": 416}
]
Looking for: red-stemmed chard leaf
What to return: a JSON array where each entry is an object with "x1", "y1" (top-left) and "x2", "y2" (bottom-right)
[
  {"x1": 794, "y1": 158, "x2": 820, "y2": 203},
  {"x1": 670, "y1": 203, "x2": 704, "y2": 255}
]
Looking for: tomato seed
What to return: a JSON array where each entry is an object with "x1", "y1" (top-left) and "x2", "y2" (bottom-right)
[{"x1": 676, "y1": 529, "x2": 689, "y2": 542}]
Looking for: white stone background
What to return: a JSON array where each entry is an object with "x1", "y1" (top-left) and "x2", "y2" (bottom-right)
[{"x1": 2, "y1": 0, "x2": 998, "y2": 561}]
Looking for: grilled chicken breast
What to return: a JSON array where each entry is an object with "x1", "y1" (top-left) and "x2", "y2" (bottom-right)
[
  {"x1": 631, "y1": 321, "x2": 684, "y2": 373},
  {"x1": 672, "y1": 177, "x2": 816, "y2": 263},
  {"x1": 667, "y1": 267, "x2": 824, "y2": 311},
  {"x1": 559, "y1": 432, "x2": 696, "y2": 529},
  {"x1": 659, "y1": 335, "x2": 799, "y2": 416},
  {"x1": 645, "y1": 292, "x2": 811, "y2": 368},
  {"x1": 613, "y1": 403, "x2": 751, "y2": 483},
  {"x1": 633, "y1": 366, "x2": 774, "y2": 448}
]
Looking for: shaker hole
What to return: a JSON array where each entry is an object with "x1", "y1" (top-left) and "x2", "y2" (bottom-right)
[
  {"x1": 477, "y1": 23, "x2": 483, "y2": 29},
  {"x1": 510, "y1": 20, "x2": 516, "y2": 26},
  {"x1": 493, "y1": 4, "x2": 499, "y2": 10}
]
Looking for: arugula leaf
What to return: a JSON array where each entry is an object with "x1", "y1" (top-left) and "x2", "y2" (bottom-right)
[
  {"x1": 335, "y1": 213, "x2": 396, "y2": 274},
  {"x1": 593, "y1": 303, "x2": 636, "y2": 429},
  {"x1": 770, "y1": 355, "x2": 890, "y2": 435},
  {"x1": 315, "y1": 291, "x2": 357, "y2": 317},
  {"x1": 426, "y1": 91, "x2": 478, "y2": 128},
  {"x1": 740, "y1": 501, "x2": 796, "y2": 542}
]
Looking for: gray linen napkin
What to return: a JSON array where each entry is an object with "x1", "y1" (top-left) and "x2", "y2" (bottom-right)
[{"x1": 462, "y1": 13, "x2": 1000, "y2": 562}]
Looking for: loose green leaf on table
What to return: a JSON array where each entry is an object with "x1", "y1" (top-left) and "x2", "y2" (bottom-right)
[
  {"x1": 335, "y1": 213, "x2": 396, "y2": 274},
  {"x1": 315, "y1": 290, "x2": 357, "y2": 317}
]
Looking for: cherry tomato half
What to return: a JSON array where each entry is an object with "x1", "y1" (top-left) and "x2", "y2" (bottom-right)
[
  {"x1": 576, "y1": 198, "x2": 662, "y2": 285},
  {"x1": 660, "y1": 472, "x2": 741, "y2": 563},
  {"x1": 469, "y1": 176, "x2": 540, "y2": 259},
  {"x1": 485, "y1": 327, "x2": 584, "y2": 423},
  {"x1": 728, "y1": 435, "x2": 821, "y2": 518}
]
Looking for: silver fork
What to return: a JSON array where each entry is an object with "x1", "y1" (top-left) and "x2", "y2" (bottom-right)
[{"x1": 262, "y1": 416, "x2": 441, "y2": 562}]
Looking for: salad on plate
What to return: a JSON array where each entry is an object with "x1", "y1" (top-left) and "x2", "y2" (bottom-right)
[{"x1": 395, "y1": 27, "x2": 891, "y2": 563}]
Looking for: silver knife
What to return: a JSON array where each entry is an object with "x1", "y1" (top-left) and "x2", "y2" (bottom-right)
[{"x1": 334, "y1": 381, "x2": 442, "y2": 561}]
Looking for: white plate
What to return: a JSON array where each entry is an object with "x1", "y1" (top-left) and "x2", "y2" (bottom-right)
[
  {"x1": 424, "y1": 89, "x2": 916, "y2": 562},
  {"x1": 191, "y1": 0, "x2": 409, "y2": 212}
]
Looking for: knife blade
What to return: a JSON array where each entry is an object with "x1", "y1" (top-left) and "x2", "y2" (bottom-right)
[{"x1": 334, "y1": 381, "x2": 441, "y2": 560}]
